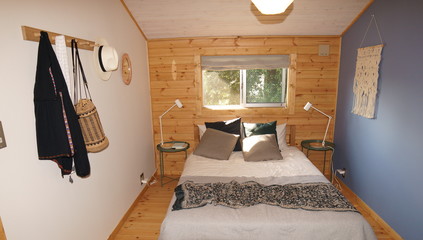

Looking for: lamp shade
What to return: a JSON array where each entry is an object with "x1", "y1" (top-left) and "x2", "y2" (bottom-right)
[
  {"x1": 252, "y1": 0, "x2": 294, "y2": 15},
  {"x1": 175, "y1": 99, "x2": 183, "y2": 108},
  {"x1": 304, "y1": 102, "x2": 312, "y2": 111}
]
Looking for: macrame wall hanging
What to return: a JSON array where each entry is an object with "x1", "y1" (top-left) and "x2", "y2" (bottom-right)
[{"x1": 352, "y1": 14, "x2": 384, "y2": 119}]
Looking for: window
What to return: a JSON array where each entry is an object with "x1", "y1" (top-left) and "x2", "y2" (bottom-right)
[{"x1": 201, "y1": 55, "x2": 290, "y2": 108}]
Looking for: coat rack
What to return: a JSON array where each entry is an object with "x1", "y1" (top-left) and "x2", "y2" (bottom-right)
[{"x1": 21, "y1": 26, "x2": 95, "y2": 51}]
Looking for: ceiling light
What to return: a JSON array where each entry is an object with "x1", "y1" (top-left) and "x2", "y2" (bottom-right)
[{"x1": 252, "y1": 0, "x2": 294, "y2": 15}]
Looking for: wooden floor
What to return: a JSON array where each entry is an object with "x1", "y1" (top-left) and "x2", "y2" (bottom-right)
[
  {"x1": 112, "y1": 176, "x2": 396, "y2": 240},
  {"x1": 0, "y1": 217, "x2": 6, "y2": 240},
  {"x1": 112, "y1": 178, "x2": 178, "y2": 240}
]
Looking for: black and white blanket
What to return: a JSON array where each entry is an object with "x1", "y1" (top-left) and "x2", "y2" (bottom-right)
[
  {"x1": 160, "y1": 150, "x2": 376, "y2": 240},
  {"x1": 173, "y1": 180, "x2": 357, "y2": 213}
]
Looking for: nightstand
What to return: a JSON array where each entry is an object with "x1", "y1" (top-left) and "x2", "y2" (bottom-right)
[
  {"x1": 156, "y1": 141, "x2": 190, "y2": 186},
  {"x1": 301, "y1": 140, "x2": 335, "y2": 178}
]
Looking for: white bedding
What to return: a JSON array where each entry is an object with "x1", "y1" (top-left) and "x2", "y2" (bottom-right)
[
  {"x1": 182, "y1": 146, "x2": 323, "y2": 178},
  {"x1": 159, "y1": 147, "x2": 376, "y2": 240}
]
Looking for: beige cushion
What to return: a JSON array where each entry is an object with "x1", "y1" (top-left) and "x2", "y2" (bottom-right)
[
  {"x1": 193, "y1": 128, "x2": 239, "y2": 160},
  {"x1": 205, "y1": 118, "x2": 242, "y2": 151},
  {"x1": 242, "y1": 134, "x2": 283, "y2": 162},
  {"x1": 241, "y1": 122, "x2": 288, "y2": 151}
]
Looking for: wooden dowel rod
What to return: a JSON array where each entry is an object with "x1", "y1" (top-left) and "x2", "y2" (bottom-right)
[{"x1": 21, "y1": 25, "x2": 96, "y2": 51}]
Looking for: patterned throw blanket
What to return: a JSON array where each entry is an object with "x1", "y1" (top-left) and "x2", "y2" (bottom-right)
[{"x1": 172, "y1": 180, "x2": 358, "y2": 213}]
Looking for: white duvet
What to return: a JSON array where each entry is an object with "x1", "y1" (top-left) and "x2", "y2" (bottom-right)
[{"x1": 159, "y1": 147, "x2": 376, "y2": 240}]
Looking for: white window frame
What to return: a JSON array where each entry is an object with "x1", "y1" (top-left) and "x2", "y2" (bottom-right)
[
  {"x1": 240, "y1": 68, "x2": 288, "y2": 108},
  {"x1": 201, "y1": 55, "x2": 291, "y2": 109}
]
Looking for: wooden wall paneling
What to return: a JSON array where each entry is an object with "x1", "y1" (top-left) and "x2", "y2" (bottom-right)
[
  {"x1": 194, "y1": 55, "x2": 203, "y2": 117},
  {"x1": 297, "y1": 62, "x2": 339, "y2": 71},
  {"x1": 148, "y1": 36, "x2": 341, "y2": 175},
  {"x1": 288, "y1": 53, "x2": 297, "y2": 114}
]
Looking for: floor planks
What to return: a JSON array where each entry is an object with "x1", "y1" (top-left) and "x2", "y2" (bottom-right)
[
  {"x1": 112, "y1": 176, "x2": 395, "y2": 240},
  {"x1": 112, "y1": 179, "x2": 178, "y2": 240},
  {"x1": 0, "y1": 217, "x2": 6, "y2": 240}
]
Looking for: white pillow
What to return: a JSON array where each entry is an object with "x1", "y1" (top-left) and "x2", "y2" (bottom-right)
[
  {"x1": 198, "y1": 124, "x2": 206, "y2": 139},
  {"x1": 276, "y1": 123, "x2": 288, "y2": 150}
]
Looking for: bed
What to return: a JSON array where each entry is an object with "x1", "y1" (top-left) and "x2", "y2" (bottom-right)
[{"x1": 159, "y1": 122, "x2": 376, "y2": 240}]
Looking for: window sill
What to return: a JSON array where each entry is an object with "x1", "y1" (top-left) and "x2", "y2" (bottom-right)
[
  {"x1": 203, "y1": 105, "x2": 247, "y2": 110},
  {"x1": 203, "y1": 105, "x2": 288, "y2": 110}
]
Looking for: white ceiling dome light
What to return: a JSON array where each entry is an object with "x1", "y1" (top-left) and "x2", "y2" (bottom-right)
[{"x1": 252, "y1": 0, "x2": 294, "y2": 15}]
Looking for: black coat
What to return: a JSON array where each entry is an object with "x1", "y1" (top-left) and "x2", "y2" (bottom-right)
[{"x1": 34, "y1": 31, "x2": 90, "y2": 177}]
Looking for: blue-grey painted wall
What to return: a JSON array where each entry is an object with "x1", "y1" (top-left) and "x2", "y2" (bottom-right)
[{"x1": 335, "y1": 0, "x2": 423, "y2": 239}]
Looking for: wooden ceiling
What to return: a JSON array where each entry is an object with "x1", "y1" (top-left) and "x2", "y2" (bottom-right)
[{"x1": 123, "y1": 0, "x2": 372, "y2": 39}]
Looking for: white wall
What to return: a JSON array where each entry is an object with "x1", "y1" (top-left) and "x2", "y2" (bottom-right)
[{"x1": 0, "y1": 0, "x2": 155, "y2": 239}]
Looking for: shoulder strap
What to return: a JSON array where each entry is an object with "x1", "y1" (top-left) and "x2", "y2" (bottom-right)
[
  {"x1": 71, "y1": 39, "x2": 92, "y2": 101},
  {"x1": 71, "y1": 39, "x2": 78, "y2": 103}
]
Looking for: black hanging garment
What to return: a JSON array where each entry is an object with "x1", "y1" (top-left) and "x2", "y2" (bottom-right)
[{"x1": 34, "y1": 31, "x2": 90, "y2": 177}]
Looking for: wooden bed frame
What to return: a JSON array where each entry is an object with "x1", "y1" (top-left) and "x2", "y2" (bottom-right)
[{"x1": 286, "y1": 125, "x2": 296, "y2": 146}]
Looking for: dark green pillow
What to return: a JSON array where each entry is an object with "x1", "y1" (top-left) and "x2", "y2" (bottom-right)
[
  {"x1": 205, "y1": 118, "x2": 242, "y2": 151},
  {"x1": 243, "y1": 121, "x2": 277, "y2": 138}
]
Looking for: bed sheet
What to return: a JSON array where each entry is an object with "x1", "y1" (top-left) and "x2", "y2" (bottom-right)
[
  {"x1": 181, "y1": 146, "x2": 324, "y2": 179},
  {"x1": 159, "y1": 147, "x2": 376, "y2": 240}
]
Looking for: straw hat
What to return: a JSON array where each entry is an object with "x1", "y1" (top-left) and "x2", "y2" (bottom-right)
[{"x1": 93, "y1": 38, "x2": 118, "y2": 80}]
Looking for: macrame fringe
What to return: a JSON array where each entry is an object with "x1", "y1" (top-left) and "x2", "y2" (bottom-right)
[{"x1": 352, "y1": 44, "x2": 383, "y2": 118}]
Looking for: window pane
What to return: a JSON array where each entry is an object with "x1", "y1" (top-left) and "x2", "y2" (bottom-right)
[
  {"x1": 202, "y1": 70, "x2": 240, "y2": 105},
  {"x1": 245, "y1": 69, "x2": 285, "y2": 104}
]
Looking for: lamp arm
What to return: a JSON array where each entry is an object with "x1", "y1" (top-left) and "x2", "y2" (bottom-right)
[
  {"x1": 311, "y1": 106, "x2": 332, "y2": 119},
  {"x1": 311, "y1": 106, "x2": 332, "y2": 146},
  {"x1": 160, "y1": 104, "x2": 177, "y2": 119},
  {"x1": 322, "y1": 116, "x2": 332, "y2": 146},
  {"x1": 159, "y1": 104, "x2": 177, "y2": 146}
]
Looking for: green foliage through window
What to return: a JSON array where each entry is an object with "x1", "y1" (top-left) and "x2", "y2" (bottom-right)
[
  {"x1": 203, "y1": 70, "x2": 240, "y2": 105},
  {"x1": 245, "y1": 69, "x2": 284, "y2": 104},
  {"x1": 202, "y1": 68, "x2": 287, "y2": 107}
]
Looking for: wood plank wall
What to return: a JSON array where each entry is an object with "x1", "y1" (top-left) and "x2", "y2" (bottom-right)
[{"x1": 148, "y1": 36, "x2": 340, "y2": 176}]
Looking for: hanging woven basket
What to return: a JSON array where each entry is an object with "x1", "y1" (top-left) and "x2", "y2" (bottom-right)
[{"x1": 75, "y1": 99, "x2": 109, "y2": 153}]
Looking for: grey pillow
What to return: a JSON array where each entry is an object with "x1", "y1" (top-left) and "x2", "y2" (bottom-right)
[
  {"x1": 193, "y1": 128, "x2": 239, "y2": 160},
  {"x1": 242, "y1": 134, "x2": 283, "y2": 162}
]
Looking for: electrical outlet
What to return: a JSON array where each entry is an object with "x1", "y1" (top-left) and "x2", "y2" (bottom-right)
[
  {"x1": 140, "y1": 173, "x2": 145, "y2": 185},
  {"x1": 336, "y1": 168, "x2": 346, "y2": 178},
  {"x1": 0, "y1": 121, "x2": 7, "y2": 149}
]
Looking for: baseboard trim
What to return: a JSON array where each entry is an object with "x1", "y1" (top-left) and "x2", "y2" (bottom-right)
[
  {"x1": 108, "y1": 171, "x2": 159, "y2": 240},
  {"x1": 337, "y1": 177, "x2": 403, "y2": 240}
]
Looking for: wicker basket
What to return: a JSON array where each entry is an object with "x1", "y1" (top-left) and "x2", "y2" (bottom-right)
[{"x1": 75, "y1": 99, "x2": 109, "y2": 153}]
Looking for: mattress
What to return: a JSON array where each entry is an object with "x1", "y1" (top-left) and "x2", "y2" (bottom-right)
[{"x1": 159, "y1": 147, "x2": 376, "y2": 240}]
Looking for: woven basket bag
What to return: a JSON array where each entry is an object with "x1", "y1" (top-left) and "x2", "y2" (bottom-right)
[
  {"x1": 72, "y1": 39, "x2": 108, "y2": 153},
  {"x1": 75, "y1": 99, "x2": 109, "y2": 152}
]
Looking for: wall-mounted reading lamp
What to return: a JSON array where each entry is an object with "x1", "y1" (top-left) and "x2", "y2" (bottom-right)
[
  {"x1": 159, "y1": 99, "x2": 183, "y2": 146},
  {"x1": 304, "y1": 102, "x2": 332, "y2": 147}
]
